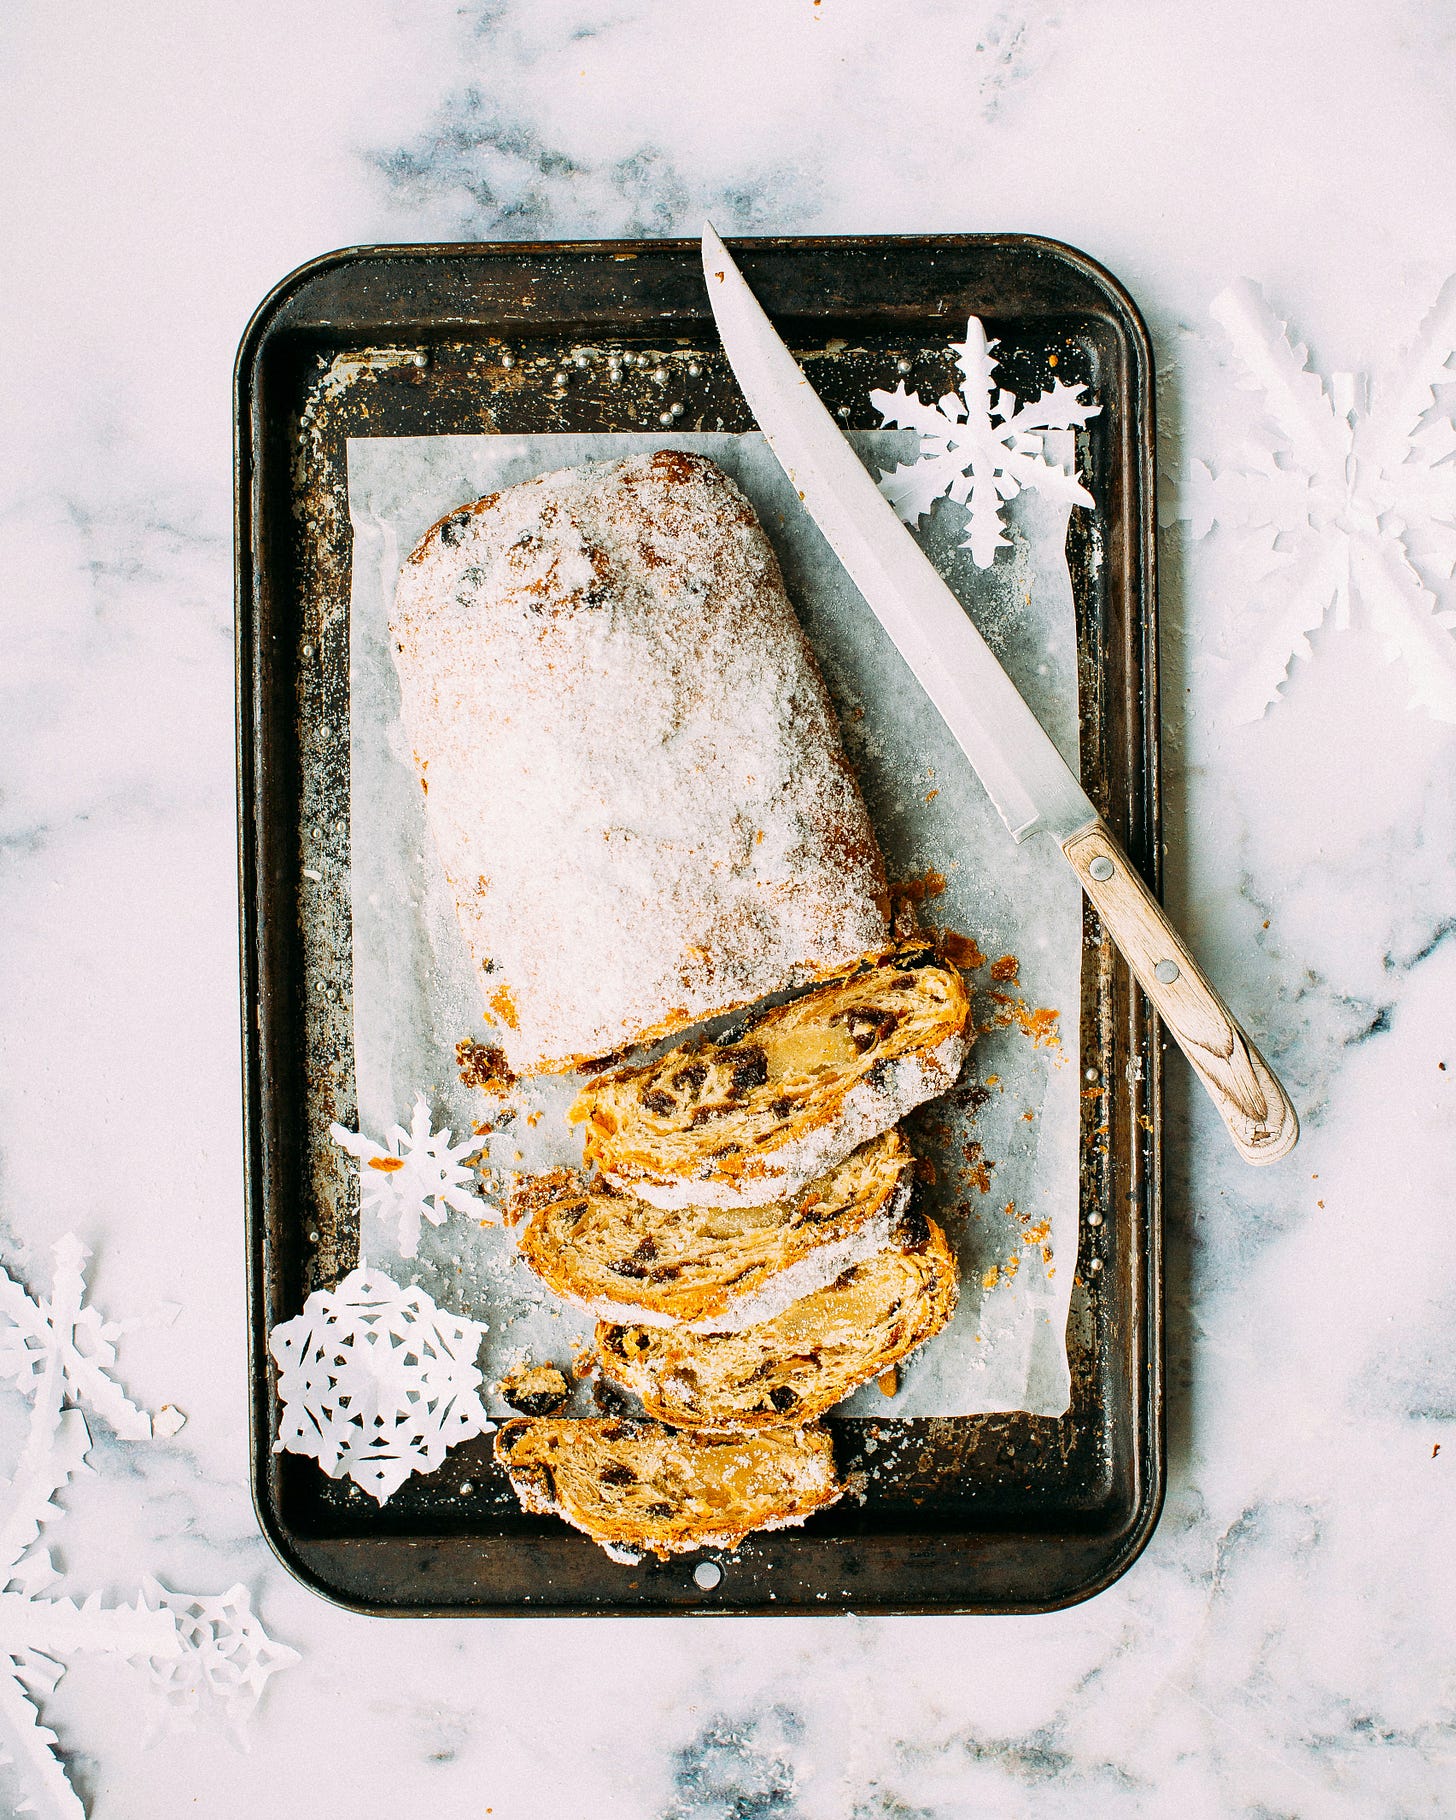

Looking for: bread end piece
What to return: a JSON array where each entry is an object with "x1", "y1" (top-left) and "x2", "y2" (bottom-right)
[{"x1": 494, "y1": 1416, "x2": 842, "y2": 1558}]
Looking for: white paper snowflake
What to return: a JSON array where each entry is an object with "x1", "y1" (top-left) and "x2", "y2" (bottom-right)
[
  {"x1": 871, "y1": 317, "x2": 1102, "y2": 567},
  {"x1": 269, "y1": 1267, "x2": 491, "y2": 1504},
  {"x1": 1175, "y1": 277, "x2": 1456, "y2": 722},
  {"x1": 0, "y1": 1244, "x2": 180, "y2": 1820},
  {"x1": 331, "y1": 1095, "x2": 485, "y2": 1259},
  {"x1": 0, "y1": 1236, "x2": 298, "y2": 1818},
  {"x1": 138, "y1": 1578, "x2": 299, "y2": 1744},
  {"x1": 0, "y1": 1236, "x2": 158, "y2": 1442}
]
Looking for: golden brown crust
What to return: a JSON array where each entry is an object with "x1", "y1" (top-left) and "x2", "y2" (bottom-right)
[
  {"x1": 494, "y1": 1417, "x2": 842, "y2": 1557},
  {"x1": 510, "y1": 1131, "x2": 914, "y2": 1327},
  {"x1": 595, "y1": 1213, "x2": 959, "y2": 1430}
]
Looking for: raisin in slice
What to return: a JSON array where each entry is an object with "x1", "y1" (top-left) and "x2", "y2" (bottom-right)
[{"x1": 725, "y1": 1045, "x2": 769, "y2": 1096}]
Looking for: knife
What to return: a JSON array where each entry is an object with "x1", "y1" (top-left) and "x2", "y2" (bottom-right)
[{"x1": 701, "y1": 224, "x2": 1298, "y2": 1165}]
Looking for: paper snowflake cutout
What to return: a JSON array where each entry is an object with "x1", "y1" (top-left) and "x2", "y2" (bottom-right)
[
  {"x1": 0, "y1": 1236, "x2": 158, "y2": 1441},
  {"x1": 138, "y1": 1579, "x2": 299, "y2": 1744},
  {"x1": 871, "y1": 317, "x2": 1102, "y2": 567},
  {"x1": 0, "y1": 1243, "x2": 180, "y2": 1820},
  {"x1": 269, "y1": 1267, "x2": 491, "y2": 1504},
  {"x1": 0, "y1": 1235, "x2": 297, "y2": 1818},
  {"x1": 1175, "y1": 277, "x2": 1456, "y2": 722},
  {"x1": 331, "y1": 1095, "x2": 485, "y2": 1259}
]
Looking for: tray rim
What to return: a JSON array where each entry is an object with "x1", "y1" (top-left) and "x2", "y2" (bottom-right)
[{"x1": 236, "y1": 231, "x2": 1164, "y2": 1617}]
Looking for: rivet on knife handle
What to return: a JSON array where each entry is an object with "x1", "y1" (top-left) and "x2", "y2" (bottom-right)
[{"x1": 1063, "y1": 820, "x2": 1299, "y2": 1164}]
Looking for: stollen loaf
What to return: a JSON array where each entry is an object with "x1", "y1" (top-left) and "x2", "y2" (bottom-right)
[{"x1": 390, "y1": 450, "x2": 888, "y2": 1076}]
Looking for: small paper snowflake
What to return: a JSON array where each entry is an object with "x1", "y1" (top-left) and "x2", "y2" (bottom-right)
[
  {"x1": 331, "y1": 1095, "x2": 485, "y2": 1259},
  {"x1": 1175, "y1": 277, "x2": 1456, "y2": 722},
  {"x1": 871, "y1": 317, "x2": 1101, "y2": 567},
  {"x1": 269, "y1": 1267, "x2": 492, "y2": 1504},
  {"x1": 138, "y1": 1579, "x2": 299, "y2": 1744}
]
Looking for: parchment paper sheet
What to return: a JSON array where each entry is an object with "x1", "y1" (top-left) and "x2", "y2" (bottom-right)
[{"x1": 345, "y1": 431, "x2": 1083, "y2": 1418}]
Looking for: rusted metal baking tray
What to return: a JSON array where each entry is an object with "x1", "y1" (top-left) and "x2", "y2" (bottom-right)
[{"x1": 236, "y1": 235, "x2": 1163, "y2": 1615}]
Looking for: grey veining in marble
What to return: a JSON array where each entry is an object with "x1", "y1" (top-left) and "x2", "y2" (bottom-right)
[{"x1": 2, "y1": 2, "x2": 1454, "y2": 1815}]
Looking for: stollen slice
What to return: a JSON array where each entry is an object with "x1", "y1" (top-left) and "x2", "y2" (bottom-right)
[
  {"x1": 594, "y1": 1207, "x2": 958, "y2": 1431},
  {"x1": 573, "y1": 943, "x2": 970, "y2": 1209},
  {"x1": 510, "y1": 1130, "x2": 915, "y2": 1331},
  {"x1": 494, "y1": 1416, "x2": 843, "y2": 1558}
]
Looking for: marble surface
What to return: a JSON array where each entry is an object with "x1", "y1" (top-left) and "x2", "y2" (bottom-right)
[{"x1": 2, "y1": 2, "x2": 1454, "y2": 1814}]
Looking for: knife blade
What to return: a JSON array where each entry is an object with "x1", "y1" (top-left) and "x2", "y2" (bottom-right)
[{"x1": 702, "y1": 224, "x2": 1298, "y2": 1165}]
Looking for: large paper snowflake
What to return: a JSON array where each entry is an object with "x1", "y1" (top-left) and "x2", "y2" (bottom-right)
[
  {"x1": 0, "y1": 1235, "x2": 159, "y2": 1442},
  {"x1": 1175, "y1": 278, "x2": 1456, "y2": 722},
  {"x1": 0, "y1": 1408, "x2": 174, "y2": 1820},
  {"x1": 871, "y1": 317, "x2": 1101, "y2": 568},
  {"x1": 269, "y1": 1267, "x2": 492, "y2": 1504},
  {"x1": 331, "y1": 1095, "x2": 485, "y2": 1259},
  {"x1": 0, "y1": 1238, "x2": 297, "y2": 1819}
]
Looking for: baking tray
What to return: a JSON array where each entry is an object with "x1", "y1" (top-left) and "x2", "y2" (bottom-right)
[{"x1": 236, "y1": 234, "x2": 1163, "y2": 1615}]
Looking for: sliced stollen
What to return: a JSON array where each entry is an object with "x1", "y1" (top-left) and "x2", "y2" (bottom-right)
[
  {"x1": 595, "y1": 1208, "x2": 959, "y2": 1431},
  {"x1": 494, "y1": 1416, "x2": 842, "y2": 1558},
  {"x1": 573, "y1": 943, "x2": 970, "y2": 1209},
  {"x1": 510, "y1": 1130, "x2": 915, "y2": 1332},
  {"x1": 391, "y1": 450, "x2": 888, "y2": 1076}
]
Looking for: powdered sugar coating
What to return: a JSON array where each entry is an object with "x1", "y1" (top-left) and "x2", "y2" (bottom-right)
[{"x1": 391, "y1": 451, "x2": 889, "y2": 1075}]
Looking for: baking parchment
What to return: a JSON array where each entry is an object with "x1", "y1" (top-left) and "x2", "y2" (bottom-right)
[{"x1": 345, "y1": 431, "x2": 1083, "y2": 1419}]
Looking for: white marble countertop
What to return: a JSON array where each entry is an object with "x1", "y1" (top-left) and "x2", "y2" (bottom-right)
[{"x1": 3, "y1": 4, "x2": 1454, "y2": 1815}]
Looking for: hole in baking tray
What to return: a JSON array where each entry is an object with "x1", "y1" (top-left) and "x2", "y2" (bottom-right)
[{"x1": 693, "y1": 1560, "x2": 723, "y2": 1591}]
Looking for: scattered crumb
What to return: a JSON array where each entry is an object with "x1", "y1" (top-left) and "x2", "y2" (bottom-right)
[
  {"x1": 988, "y1": 993, "x2": 1061, "y2": 1048},
  {"x1": 498, "y1": 1360, "x2": 570, "y2": 1417},
  {"x1": 981, "y1": 1265, "x2": 1001, "y2": 1291},
  {"x1": 456, "y1": 1038, "x2": 515, "y2": 1095},
  {"x1": 938, "y1": 929, "x2": 987, "y2": 971},
  {"x1": 488, "y1": 983, "x2": 520, "y2": 1031},
  {"x1": 961, "y1": 1141, "x2": 993, "y2": 1193},
  {"x1": 989, "y1": 953, "x2": 1019, "y2": 983},
  {"x1": 952, "y1": 1081, "x2": 992, "y2": 1115},
  {"x1": 893, "y1": 868, "x2": 947, "y2": 902},
  {"x1": 877, "y1": 1368, "x2": 899, "y2": 1397}
]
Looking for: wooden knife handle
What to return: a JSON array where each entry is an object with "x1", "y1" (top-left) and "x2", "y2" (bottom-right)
[{"x1": 1062, "y1": 819, "x2": 1299, "y2": 1166}]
